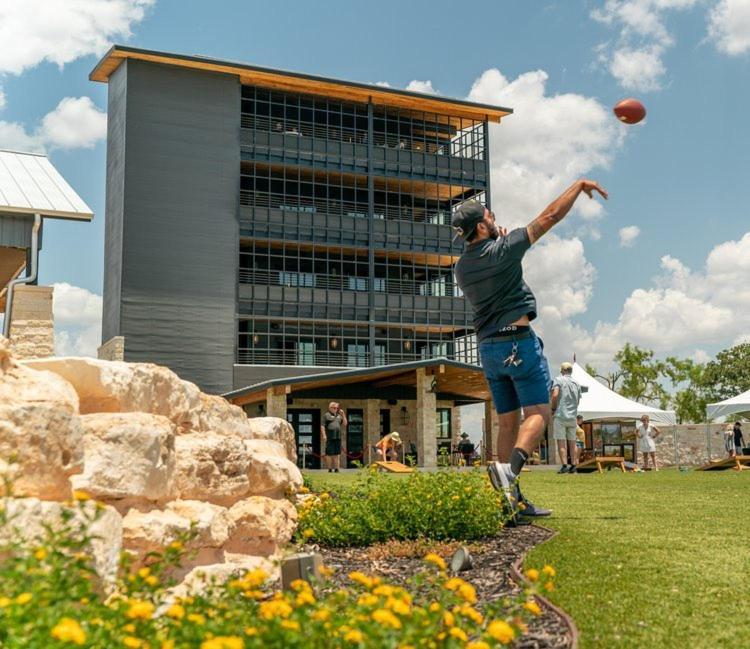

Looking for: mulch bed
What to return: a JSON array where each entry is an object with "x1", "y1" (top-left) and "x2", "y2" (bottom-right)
[{"x1": 311, "y1": 525, "x2": 572, "y2": 649}]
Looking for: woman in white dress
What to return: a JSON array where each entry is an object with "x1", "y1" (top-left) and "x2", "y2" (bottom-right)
[{"x1": 635, "y1": 415, "x2": 661, "y2": 471}]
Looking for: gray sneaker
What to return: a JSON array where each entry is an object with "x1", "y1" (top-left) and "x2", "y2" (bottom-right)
[{"x1": 487, "y1": 462, "x2": 520, "y2": 521}]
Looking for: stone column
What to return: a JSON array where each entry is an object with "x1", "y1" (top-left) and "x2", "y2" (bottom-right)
[
  {"x1": 266, "y1": 385, "x2": 288, "y2": 420},
  {"x1": 365, "y1": 399, "x2": 381, "y2": 465},
  {"x1": 416, "y1": 368, "x2": 437, "y2": 468},
  {"x1": 483, "y1": 400, "x2": 499, "y2": 463},
  {"x1": 8, "y1": 285, "x2": 54, "y2": 360},
  {"x1": 98, "y1": 336, "x2": 125, "y2": 361}
]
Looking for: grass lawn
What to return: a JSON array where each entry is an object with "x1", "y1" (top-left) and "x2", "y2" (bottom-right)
[{"x1": 305, "y1": 467, "x2": 750, "y2": 648}]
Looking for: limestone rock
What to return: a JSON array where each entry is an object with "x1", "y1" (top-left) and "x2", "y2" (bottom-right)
[
  {"x1": 173, "y1": 557, "x2": 276, "y2": 599},
  {"x1": 245, "y1": 442, "x2": 303, "y2": 498},
  {"x1": 21, "y1": 357, "x2": 202, "y2": 433},
  {"x1": 244, "y1": 438, "x2": 290, "y2": 460},
  {"x1": 0, "y1": 497, "x2": 122, "y2": 588},
  {"x1": 195, "y1": 392, "x2": 252, "y2": 437},
  {"x1": 72, "y1": 413, "x2": 175, "y2": 502},
  {"x1": 224, "y1": 496, "x2": 297, "y2": 557},
  {"x1": 173, "y1": 433, "x2": 251, "y2": 506},
  {"x1": 0, "y1": 336, "x2": 83, "y2": 500},
  {"x1": 245, "y1": 417, "x2": 297, "y2": 462}
]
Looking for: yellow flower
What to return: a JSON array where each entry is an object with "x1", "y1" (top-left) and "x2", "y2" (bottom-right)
[
  {"x1": 442, "y1": 611, "x2": 455, "y2": 627},
  {"x1": 123, "y1": 637, "x2": 143, "y2": 648},
  {"x1": 487, "y1": 620, "x2": 516, "y2": 644},
  {"x1": 372, "y1": 608, "x2": 402, "y2": 629},
  {"x1": 449, "y1": 627, "x2": 468, "y2": 642},
  {"x1": 428, "y1": 602, "x2": 441, "y2": 613},
  {"x1": 72, "y1": 490, "x2": 90, "y2": 502},
  {"x1": 51, "y1": 618, "x2": 87, "y2": 645},
  {"x1": 0, "y1": 597, "x2": 11, "y2": 608},
  {"x1": 357, "y1": 594, "x2": 379, "y2": 607},
  {"x1": 187, "y1": 613, "x2": 206, "y2": 625},
  {"x1": 168, "y1": 540, "x2": 183, "y2": 551},
  {"x1": 166, "y1": 604, "x2": 185, "y2": 619},
  {"x1": 123, "y1": 624, "x2": 136, "y2": 633},
  {"x1": 372, "y1": 584, "x2": 395, "y2": 597},
  {"x1": 281, "y1": 620, "x2": 300, "y2": 631},
  {"x1": 302, "y1": 528, "x2": 315, "y2": 539},
  {"x1": 344, "y1": 629, "x2": 364, "y2": 644},
  {"x1": 162, "y1": 641, "x2": 176, "y2": 649},
  {"x1": 424, "y1": 553, "x2": 447, "y2": 571},
  {"x1": 34, "y1": 548, "x2": 47, "y2": 561},
  {"x1": 145, "y1": 575, "x2": 159, "y2": 587},
  {"x1": 15, "y1": 592, "x2": 32, "y2": 605},
  {"x1": 319, "y1": 564, "x2": 334, "y2": 578},
  {"x1": 457, "y1": 583, "x2": 477, "y2": 604},
  {"x1": 443, "y1": 577, "x2": 466, "y2": 591},
  {"x1": 542, "y1": 565, "x2": 556, "y2": 577},
  {"x1": 525, "y1": 568, "x2": 540, "y2": 582},
  {"x1": 243, "y1": 568, "x2": 269, "y2": 589},
  {"x1": 386, "y1": 597, "x2": 411, "y2": 616},
  {"x1": 524, "y1": 600, "x2": 542, "y2": 616},
  {"x1": 298, "y1": 486, "x2": 310, "y2": 493},
  {"x1": 290, "y1": 579, "x2": 311, "y2": 592},
  {"x1": 348, "y1": 571, "x2": 374, "y2": 588},
  {"x1": 126, "y1": 600, "x2": 154, "y2": 620},
  {"x1": 458, "y1": 605, "x2": 483, "y2": 624},
  {"x1": 544, "y1": 581, "x2": 555, "y2": 592},
  {"x1": 137, "y1": 567, "x2": 151, "y2": 578},
  {"x1": 259, "y1": 599, "x2": 293, "y2": 619},
  {"x1": 312, "y1": 609, "x2": 331, "y2": 622},
  {"x1": 466, "y1": 643, "x2": 491, "y2": 649},
  {"x1": 201, "y1": 637, "x2": 245, "y2": 649},
  {"x1": 244, "y1": 627, "x2": 258, "y2": 636},
  {"x1": 295, "y1": 591, "x2": 316, "y2": 606}
]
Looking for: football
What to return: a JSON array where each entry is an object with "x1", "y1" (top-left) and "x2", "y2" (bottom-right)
[{"x1": 613, "y1": 98, "x2": 646, "y2": 125}]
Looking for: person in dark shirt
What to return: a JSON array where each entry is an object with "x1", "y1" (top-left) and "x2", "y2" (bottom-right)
[
  {"x1": 321, "y1": 402, "x2": 347, "y2": 473},
  {"x1": 452, "y1": 179, "x2": 608, "y2": 521},
  {"x1": 734, "y1": 422, "x2": 745, "y2": 456}
]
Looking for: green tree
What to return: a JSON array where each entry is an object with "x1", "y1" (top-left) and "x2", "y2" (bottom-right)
[
  {"x1": 585, "y1": 363, "x2": 624, "y2": 391},
  {"x1": 701, "y1": 343, "x2": 750, "y2": 403},
  {"x1": 614, "y1": 344, "x2": 669, "y2": 408},
  {"x1": 663, "y1": 356, "x2": 708, "y2": 424}
]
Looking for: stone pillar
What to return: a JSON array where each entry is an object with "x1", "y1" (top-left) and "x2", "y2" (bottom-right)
[
  {"x1": 266, "y1": 385, "x2": 288, "y2": 420},
  {"x1": 483, "y1": 400, "x2": 499, "y2": 463},
  {"x1": 8, "y1": 285, "x2": 54, "y2": 360},
  {"x1": 365, "y1": 399, "x2": 380, "y2": 465},
  {"x1": 98, "y1": 336, "x2": 125, "y2": 361},
  {"x1": 416, "y1": 368, "x2": 437, "y2": 468}
]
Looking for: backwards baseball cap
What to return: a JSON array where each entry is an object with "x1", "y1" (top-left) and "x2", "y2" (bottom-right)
[{"x1": 451, "y1": 200, "x2": 486, "y2": 242}]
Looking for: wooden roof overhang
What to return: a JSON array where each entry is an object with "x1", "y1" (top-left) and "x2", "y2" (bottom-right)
[
  {"x1": 224, "y1": 357, "x2": 491, "y2": 406},
  {"x1": 91, "y1": 46, "x2": 513, "y2": 124}
]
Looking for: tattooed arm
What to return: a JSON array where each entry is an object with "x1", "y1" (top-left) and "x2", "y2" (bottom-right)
[{"x1": 526, "y1": 179, "x2": 608, "y2": 244}]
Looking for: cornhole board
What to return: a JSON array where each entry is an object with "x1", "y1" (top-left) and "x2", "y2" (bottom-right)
[
  {"x1": 372, "y1": 461, "x2": 414, "y2": 473},
  {"x1": 697, "y1": 455, "x2": 750, "y2": 472},
  {"x1": 575, "y1": 456, "x2": 626, "y2": 474}
]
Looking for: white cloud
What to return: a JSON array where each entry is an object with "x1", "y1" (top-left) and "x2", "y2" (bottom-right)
[
  {"x1": 405, "y1": 80, "x2": 438, "y2": 94},
  {"x1": 708, "y1": 0, "x2": 750, "y2": 55},
  {"x1": 591, "y1": 0, "x2": 701, "y2": 90},
  {"x1": 0, "y1": 88, "x2": 5, "y2": 111},
  {"x1": 0, "y1": 0, "x2": 154, "y2": 75},
  {"x1": 619, "y1": 225, "x2": 641, "y2": 247},
  {"x1": 52, "y1": 283, "x2": 102, "y2": 357},
  {"x1": 0, "y1": 96, "x2": 107, "y2": 152}
]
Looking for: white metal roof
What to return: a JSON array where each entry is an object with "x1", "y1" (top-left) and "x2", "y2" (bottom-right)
[{"x1": 0, "y1": 150, "x2": 93, "y2": 221}]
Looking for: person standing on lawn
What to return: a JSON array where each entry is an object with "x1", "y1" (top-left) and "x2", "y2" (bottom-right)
[
  {"x1": 551, "y1": 362, "x2": 582, "y2": 474},
  {"x1": 733, "y1": 422, "x2": 745, "y2": 456},
  {"x1": 635, "y1": 414, "x2": 660, "y2": 470},
  {"x1": 575, "y1": 415, "x2": 586, "y2": 464},
  {"x1": 321, "y1": 402, "x2": 347, "y2": 473},
  {"x1": 452, "y1": 179, "x2": 608, "y2": 520}
]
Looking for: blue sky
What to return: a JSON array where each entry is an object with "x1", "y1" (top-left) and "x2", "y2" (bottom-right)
[{"x1": 1, "y1": 0, "x2": 748, "y2": 368}]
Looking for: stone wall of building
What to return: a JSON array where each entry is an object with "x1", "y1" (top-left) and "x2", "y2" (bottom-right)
[
  {"x1": 654, "y1": 423, "x2": 730, "y2": 466},
  {"x1": 98, "y1": 336, "x2": 125, "y2": 361},
  {"x1": 8, "y1": 285, "x2": 54, "y2": 360}
]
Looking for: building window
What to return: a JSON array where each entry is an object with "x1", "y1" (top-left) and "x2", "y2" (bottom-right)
[
  {"x1": 347, "y1": 343, "x2": 368, "y2": 367},
  {"x1": 436, "y1": 408, "x2": 452, "y2": 440},
  {"x1": 279, "y1": 271, "x2": 314, "y2": 287},
  {"x1": 347, "y1": 276, "x2": 368, "y2": 292},
  {"x1": 374, "y1": 344, "x2": 386, "y2": 366},
  {"x1": 296, "y1": 341, "x2": 315, "y2": 365}
]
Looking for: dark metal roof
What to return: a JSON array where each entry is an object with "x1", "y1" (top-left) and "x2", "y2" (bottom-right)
[{"x1": 90, "y1": 46, "x2": 513, "y2": 122}]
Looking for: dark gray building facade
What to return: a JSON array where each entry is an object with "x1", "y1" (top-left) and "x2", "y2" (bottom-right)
[{"x1": 93, "y1": 46, "x2": 511, "y2": 395}]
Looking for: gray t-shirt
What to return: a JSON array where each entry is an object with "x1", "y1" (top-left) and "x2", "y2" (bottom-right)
[
  {"x1": 552, "y1": 374, "x2": 581, "y2": 420},
  {"x1": 323, "y1": 411, "x2": 343, "y2": 440},
  {"x1": 453, "y1": 228, "x2": 537, "y2": 342}
]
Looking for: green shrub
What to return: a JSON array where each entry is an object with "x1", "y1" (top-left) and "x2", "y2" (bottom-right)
[
  {"x1": 0, "y1": 494, "x2": 554, "y2": 648},
  {"x1": 297, "y1": 469, "x2": 507, "y2": 547}
]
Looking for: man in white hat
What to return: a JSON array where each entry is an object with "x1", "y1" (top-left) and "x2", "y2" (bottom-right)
[{"x1": 551, "y1": 362, "x2": 582, "y2": 473}]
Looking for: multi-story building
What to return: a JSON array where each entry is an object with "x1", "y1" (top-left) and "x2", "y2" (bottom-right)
[{"x1": 92, "y1": 46, "x2": 512, "y2": 467}]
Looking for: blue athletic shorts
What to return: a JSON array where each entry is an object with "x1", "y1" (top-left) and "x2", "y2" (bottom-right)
[{"x1": 479, "y1": 330, "x2": 552, "y2": 414}]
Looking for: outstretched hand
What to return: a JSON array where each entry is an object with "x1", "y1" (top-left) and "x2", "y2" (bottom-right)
[{"x1": 580, "y1": 180, "x2": 608, "y2": 200}]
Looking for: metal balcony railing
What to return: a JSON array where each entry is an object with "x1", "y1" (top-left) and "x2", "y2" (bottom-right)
[
  {"x1": 238, "y1": 190, "x2": 452, "y2": 225},
  {"x1": 238, "y1": 268, "x2": 459, "y2": 297},
  {"x1": 235, "y1": 348, "x2": 476, "y2": 367}
]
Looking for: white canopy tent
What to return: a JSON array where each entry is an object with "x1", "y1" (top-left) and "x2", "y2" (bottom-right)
[
  {"x1": 571, "y1": 363, "x2": 676, "y2": 425},
  {"x1": 706, "y1": 389, "x2": 750, "y2": 421}
]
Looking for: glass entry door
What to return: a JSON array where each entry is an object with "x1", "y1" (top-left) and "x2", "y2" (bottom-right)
[
  {"x1": 346, "y1": 409, "x2": 364, "y2": 468},
  {"x1": 287, "y1": 409, "x2": 321, "y2": 469}
]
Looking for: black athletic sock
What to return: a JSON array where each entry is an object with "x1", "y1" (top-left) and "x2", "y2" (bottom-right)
[{"x1": 510, "y1": 447, "x2": 529, "y2": 477}]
